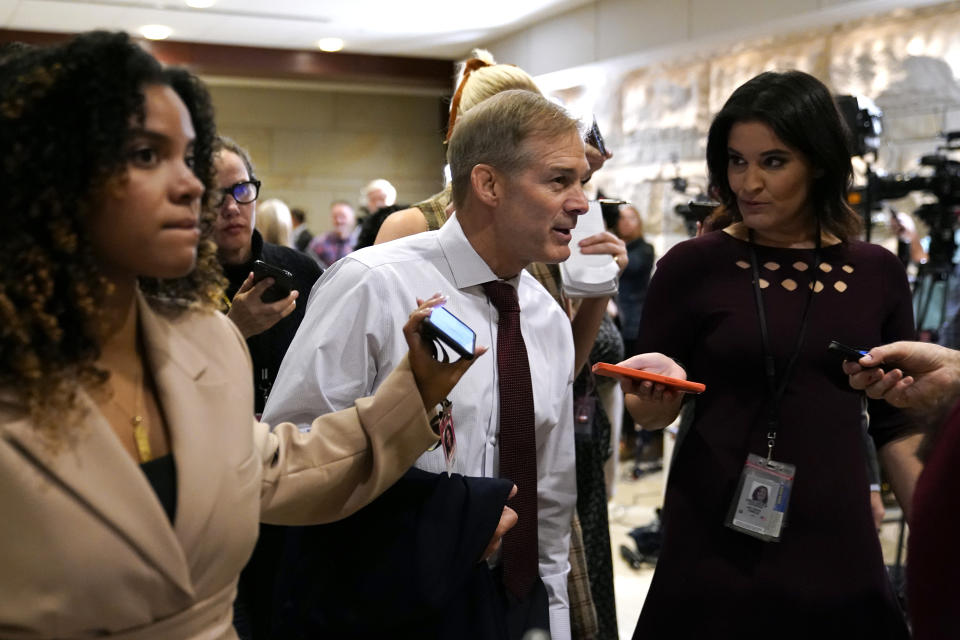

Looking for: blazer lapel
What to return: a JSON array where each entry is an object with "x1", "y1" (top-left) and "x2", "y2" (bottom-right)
[
  {"x1": 136, "y1": 295, "x2": 230, "y2": 562},
  {"x1": 3, "y1": 393, "x2": 194, "y2": 596}
]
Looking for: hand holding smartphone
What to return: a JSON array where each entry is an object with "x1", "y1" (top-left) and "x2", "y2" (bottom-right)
[
  {"x1": 252, "y1": 260, "x2": 296, "y2": 303},
  {"x1": 592, "y1": 362, "x2": 705, "y2": 394},
  {"x1": 827, "y1": 340, "x2": 871, "y2": 362},
  {"x1": 422, "y1": 305, "x2": 476, "y2": 360},
  {"x1": 584, "y1": 117, "x2": 607, "y2": 156}
]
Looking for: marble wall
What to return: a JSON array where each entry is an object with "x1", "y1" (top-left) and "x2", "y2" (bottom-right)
[{"x1": 543, "y1": 1, "x2": 960, "y2": 255}]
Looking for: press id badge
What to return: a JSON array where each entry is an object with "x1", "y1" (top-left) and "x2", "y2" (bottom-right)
[
  {"x1": 438, "y1": 401, "x2": 456, "y2": 477},
  {"x1": 429, "y1": 399, "x2": 456, "y2": 477},
  {"x1": 726, "y1": 453, "x2": 796, "y2": 542}
]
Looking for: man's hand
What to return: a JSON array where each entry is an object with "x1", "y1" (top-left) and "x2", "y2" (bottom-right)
[
  {"x1": 578, "y1": 231, "x2": 628, "y2": 277},
  {"x1": 617, "y1": 353, "x2": 687, "y2": 430},
  {"x1": 843, "y1": 341, "x2": 960, "y2": 420},
  {"x1": 227, "y1": 273, "x2": 299, "y2": 339},
  {"x1": 480, "y1": 485, "x2": 518, "y2": 562},
  {"x1": 403, "y1": 293, "x2": 487, "y2": 410}
]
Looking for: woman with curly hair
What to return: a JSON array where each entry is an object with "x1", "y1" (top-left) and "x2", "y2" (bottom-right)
[{"x1": 0, "y1": 31, "x2": 483, "y2": 639}]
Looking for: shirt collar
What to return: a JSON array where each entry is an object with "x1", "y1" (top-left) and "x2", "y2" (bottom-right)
[{"x1": 437, "y1": 213, "x2": 521, "y2": 291}]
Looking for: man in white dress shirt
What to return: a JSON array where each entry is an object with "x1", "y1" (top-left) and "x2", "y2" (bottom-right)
[{"x1": 263, "y1": 90, "x2": 589, "y2": 640}]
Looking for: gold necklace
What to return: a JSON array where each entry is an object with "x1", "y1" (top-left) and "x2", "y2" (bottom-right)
[{"x1": 110, "y1": 362, "x2": 152, "y2": 463}]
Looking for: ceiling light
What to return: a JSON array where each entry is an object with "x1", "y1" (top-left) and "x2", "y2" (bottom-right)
[
  {"x1": 317, "y1": 38, "x2": 344, "y2": 53},
  {"x1": 184, "y1": 0, "x2": 216, "y2": 7},
  {"x1": 139, "y1": 24, "x2": 173, "y2": 40}
]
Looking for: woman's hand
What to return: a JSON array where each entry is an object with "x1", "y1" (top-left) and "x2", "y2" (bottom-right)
[
  {"x1": 578, "y1": 230, "x2": 628, "y2": 277},
  {"x1": 617, "y1": 353, "x2": 687, "y2": 430},
  {"x1": 403, "y1": 294, "x2": 487, "y2": 410},
  {"x1": 227, "y1": 272, "x2": 299, "y2": 339},
  {"x1": 584, "y1": 143, "x2": 613, "y2": 182}
]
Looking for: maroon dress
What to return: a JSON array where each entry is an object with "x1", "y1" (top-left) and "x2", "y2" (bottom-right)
[{"x1": 633, "y1": 231, "x2": 914, "y2": 638}]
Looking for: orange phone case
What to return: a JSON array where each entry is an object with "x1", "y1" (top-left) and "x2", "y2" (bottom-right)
[{"x1": 591, "y1": 362, "x2": 705, "y2": 394}]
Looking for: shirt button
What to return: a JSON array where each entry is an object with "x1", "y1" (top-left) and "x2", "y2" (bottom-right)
[{"x1": 488, "y1": 436, "x2": 497, "y2": 446}]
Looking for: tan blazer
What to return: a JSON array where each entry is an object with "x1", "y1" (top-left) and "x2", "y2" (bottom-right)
[{"x1": 0, "y1": 293, "x2": 437, "y2": 639}]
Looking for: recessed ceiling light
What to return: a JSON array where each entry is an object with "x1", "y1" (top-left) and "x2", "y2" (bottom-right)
[
  {"x1": 139, "y1": 24, "x2": 173, "y2": 40},
  {"x1": 185, "y1": 0, "x2": 216, "y2": 7},
  {"x1": 317, "y1": 38, "x2": 344, "y2": 53}
]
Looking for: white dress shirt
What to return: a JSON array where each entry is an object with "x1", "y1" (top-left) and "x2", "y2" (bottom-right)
[{"x1": 263, "y1": 214, "x2": 577, "y2": 639}]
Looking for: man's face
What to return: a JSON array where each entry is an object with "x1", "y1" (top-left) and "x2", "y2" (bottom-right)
[
  {"x1": 491, "y1": 130, "x2": 590, "y2": 275},
  {"x1": 365, "y1": 188, "x2": 387, "y2": 212},
  {"x1": 330, "y1": 203, "x2": 355, "y2": 235}
]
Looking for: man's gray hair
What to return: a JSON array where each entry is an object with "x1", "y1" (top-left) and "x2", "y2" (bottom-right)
[{"x1": 447, "y1": 89, "x2": 580, "y2": 209}]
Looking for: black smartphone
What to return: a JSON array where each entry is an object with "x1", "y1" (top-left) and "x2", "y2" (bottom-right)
[
  {"x1": 688, "y1": 200, "x2": 722, "y2": 222},
  {"x1": 584, "y1": 117, "x2": 607, "y2": 157},
  {"x1": 827, "y1": 340, "x2": 870, "y2": 361},
  {"x1": 252, "y1": 260, "x2": 296, "y2": 303},
  {"x1": 422, "y1": 306, "x2": 476, "y2": 360}
]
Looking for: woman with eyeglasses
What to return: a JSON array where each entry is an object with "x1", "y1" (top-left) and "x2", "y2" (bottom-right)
[
  {"x1": 211, "y1": 137, "x2": 322, "y2": 417},
  {"x1": 0, "y1": 31, "x2": 482, "y2": 639}
]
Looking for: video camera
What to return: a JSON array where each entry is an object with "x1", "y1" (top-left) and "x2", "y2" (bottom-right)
[
  {"x1": 837, "y1": 94, "x2": 960, "y2": 269},
  {"x1": 867, "y1": 135, "x2": 960, "y2": 270}
]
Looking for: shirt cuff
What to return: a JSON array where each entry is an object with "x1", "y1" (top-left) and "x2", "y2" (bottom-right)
[{"x1": 548, "y1": 604, "x2": 571, "y2": 640}]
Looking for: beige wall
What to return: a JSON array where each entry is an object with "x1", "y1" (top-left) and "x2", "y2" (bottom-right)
[{"x1": 207, "y1": 84, "x2": 448, "y2": 233}]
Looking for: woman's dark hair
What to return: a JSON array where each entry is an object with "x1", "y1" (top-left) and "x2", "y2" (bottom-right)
[
  {"x1": 705, "y1": 70, "x2": 861, "y2": 241},
  {"x1": 0, "y1": 31, "x2": 224, "y2": 441}
]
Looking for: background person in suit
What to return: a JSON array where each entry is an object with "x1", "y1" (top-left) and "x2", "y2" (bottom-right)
[
  {"x1": 0, "y1": 31, "x2": 482, "y2": 639},
  {"x1": 291, "y1": 207, "x2": 313, "y2": 252}
]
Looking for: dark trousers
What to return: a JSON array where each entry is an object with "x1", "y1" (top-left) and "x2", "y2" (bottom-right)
[
  {"x1": 233, "y1": 524, "x2": 286, "y2": 640},
  {"x1": 492, "y1": 565, "x2": 550, "y2": 640}
]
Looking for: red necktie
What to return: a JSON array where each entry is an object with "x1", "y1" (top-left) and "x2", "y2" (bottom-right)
[{"x1": 482, "y1": 280, "x2": 538, "y2": 599}]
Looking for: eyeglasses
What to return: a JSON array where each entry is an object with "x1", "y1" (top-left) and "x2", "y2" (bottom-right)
[{"x1": 213, "y1": 179, "x2": 261, "y2": 207}]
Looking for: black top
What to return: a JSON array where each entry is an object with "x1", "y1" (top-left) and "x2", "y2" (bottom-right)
[
  {"x1": 293, "y1": 226, "x2": 314, "y2": 252},
  {"x1": 632, "y1": 231, "x2": 914, "y2": 638},
  {"x1": 353, "y1": 205, "x2": 405, "y2": 250},
  {"x1": 617, "y1": 236, "x2": 655, "y2": 343},
  {"x1": 140, "y1": 454, "x2": 177, "y2": 524},
  {"x1": 222, "y1": 230, "x2": 323, "y2": 414}
]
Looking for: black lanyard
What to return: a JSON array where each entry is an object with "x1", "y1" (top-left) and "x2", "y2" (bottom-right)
[{"x1": 748, "y1": 227, "x2": 821, "y2": 462}]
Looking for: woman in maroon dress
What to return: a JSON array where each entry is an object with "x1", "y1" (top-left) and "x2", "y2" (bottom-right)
[{"x1": 623, "y1": 71, "x2": 923, "y2": 638}]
